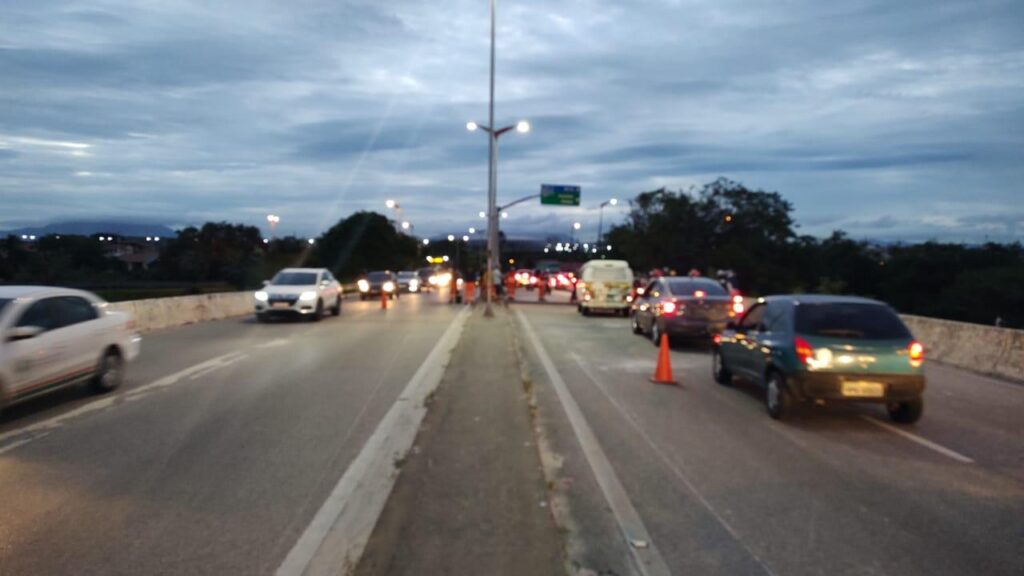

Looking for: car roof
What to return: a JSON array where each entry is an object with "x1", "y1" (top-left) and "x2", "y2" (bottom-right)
[
  {"x1": 764, "y1": 294, "x2": 888, "y2": 306},
  {"x1": 277, "y1": 267, "x2": 325, "y2": 273},
  {"x1": 0, "y1": 285, "x2": 92, "y2": 299}
]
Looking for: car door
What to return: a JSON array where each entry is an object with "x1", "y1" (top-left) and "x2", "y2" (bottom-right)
[
  {"x1": 54, "y1": 296, "x2": 105, "y2": 377},
  {"x1": 731, "y1": 303, "x2": 766, "y2": 379},
  {"x1": 6, "y1": 297, "x2": 70, "y2": 397},
  {"x1": 744, "y1": 303, "x2": 786, "y2": 384}
]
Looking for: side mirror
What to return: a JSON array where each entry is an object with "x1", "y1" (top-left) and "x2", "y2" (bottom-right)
[{"x1": 7, "y1": 325, "x2": 44, "y2": 341}]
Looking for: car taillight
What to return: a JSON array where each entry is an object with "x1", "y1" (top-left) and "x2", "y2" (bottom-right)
[
  {"x1": 662, "y1": 300, "x2": 678, "y2": 314},
  {"x1": 637, "y1": 287, "x2": 645, "y2": 295},
  {"x1": 694, "y1": 289, "x2": 706, "y2": 298},
  {"x1": 908, "y1": 340, "x2": 924, "y2": 367},
  {"x1": 731, "y1": 295, "x2": 745, "y2": 314},
  {"x1": 794, "y1": 336, "x2": 814, "y2": 365},
  {"x1": 712, "y1": 333, "x2": 722, "y2": 345}
]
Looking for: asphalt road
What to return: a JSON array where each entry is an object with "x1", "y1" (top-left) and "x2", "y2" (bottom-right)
[
  {"x1": 513, "y1": 293, "x2": 1024, "y2": 576},
  {"x1": 0, "y1": 285, "x2": 1021, "y2": 576},
  {"x1": 0, "y1": 290, "x2": 462, "y2": 575}
]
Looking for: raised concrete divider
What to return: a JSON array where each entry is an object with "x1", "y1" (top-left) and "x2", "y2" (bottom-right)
[
  {"x1": 901, "y1": 314, "x2": 1024, "y2": 382},
  {"x1": 108, "y1": 284, "x2": 361, "y2": 333},
  {"x1": 108, "y1": 292, "x2": 254, "y2": 333}
]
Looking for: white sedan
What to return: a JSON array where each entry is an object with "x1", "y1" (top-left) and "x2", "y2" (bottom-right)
[
  {"x1": 254, "y1": 267, "x2": 343, "y2": 322},
  {"x1": 0, "y1": 286, "x2": 141, "y2": 413}
]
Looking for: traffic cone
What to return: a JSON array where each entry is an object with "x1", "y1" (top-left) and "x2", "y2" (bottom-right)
[
  {"x1": 380, "y1": 289, "x2": 388, "y2": 310},
  {"x1": 650, "y1": 333, "x2": 678, "y2": 385}
]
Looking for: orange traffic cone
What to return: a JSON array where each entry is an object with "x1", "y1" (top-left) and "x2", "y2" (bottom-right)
[
  {"x1": 380, "y1": 289, "x2": 388, "y2": 310},
  {"x1": 650, "y1": 333, "x2": 678, "y2": 385}
]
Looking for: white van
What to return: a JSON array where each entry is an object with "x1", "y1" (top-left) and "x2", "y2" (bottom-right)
[{"x1": 576, "y1": 260, "x2": 634, "y2": 316}]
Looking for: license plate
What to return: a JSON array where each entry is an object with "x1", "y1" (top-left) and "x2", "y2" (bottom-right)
[
  {"x1": 272, "y1": 302, "x2": 290, "y2": 309},
  {"x1": 841, "y1": 381, "x2": 884, "y2": 397}
]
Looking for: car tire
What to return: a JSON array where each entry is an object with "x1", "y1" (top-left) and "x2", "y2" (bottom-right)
[
  {"x1": 631, "y1": 312, "x2": 643, "y2": 334},
  {"x1": 332, "y1": 297, "x2": 341, "y2": 316},
  {"x1": 887, "y1": 398, "x2": 923, "y2": 424},
  {"x1": 712, "y1": 348, "x2": 732, "y2": 385},
  {"x1": 581, "y1": 306, "x2": 591, "y2": 317},
  {"x1": 651, "y1": 320, "x2": 663, "y2": 346},
  {"x1": 91, "y1": 349, "x2": 124, "y2": 393},
  {"x1": 312, "y1": 299, "x2": 324, "y2": 321},
  {"x1": 765, "y1": 370, "x2": 792, "y2": 420}
]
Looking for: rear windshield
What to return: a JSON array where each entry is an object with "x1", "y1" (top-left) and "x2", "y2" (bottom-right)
[
  {"x1": 272, "y1": 272, "x2": 318, "y2": 285},
  {"x1": 795, "y1": 303, "x2": 911, "y2": 340},
  {"x1": 368, "y1": 272, "x2": 391, "y2": 281},
  {"x1": 667, "y1": 278, "x2": 727, "y2": 296},
  {"x1": 587, "y1": 267, "x2": 632, "y2": 282},
  {"x1": 398, "y1": 272, "x2": 416, "y2": 279}
]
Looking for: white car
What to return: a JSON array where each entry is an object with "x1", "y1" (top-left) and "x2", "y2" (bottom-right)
[
  {"x1": 254, "y1": 267, "x2": 343, "y2": 322},
  {"x1": 0, "y1": 286, "x2": 141, "y2": 412}
]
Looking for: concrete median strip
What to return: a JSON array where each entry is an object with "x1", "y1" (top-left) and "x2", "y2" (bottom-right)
[
  {"x1": 516, "y1": 310, "x2": 673, "y2": 576},
  {"x1": 275, "y1": 306, "x2": 470, "y2": 576}
]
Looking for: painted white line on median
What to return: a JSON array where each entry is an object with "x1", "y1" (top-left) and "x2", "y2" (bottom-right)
[
  {"x1": 860, "y1": 415, "x2": 974, "y2": 464},
  {"x1": 569, "y1": 353, "x2": 778, "y2": 576},
  {"x1": 516, "y1": 311, "x2": 672, "y2": 576},
  {"x1": 275, "y1": 306, "x2": 470, "y2": 576},
  {"x1": 0, "y1": 349, "x2": 249, "y2": 454}
]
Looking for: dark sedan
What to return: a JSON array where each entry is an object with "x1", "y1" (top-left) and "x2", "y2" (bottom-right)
[
  {"x1": 357, "y1": 271, "x2": 399, "y2": 300},
  {"x1": 631, "y1": 276, "x2": 739, "y2": 345},
  {"x1": 713, "y1": 295, "x2": 925, "y2": 422}
]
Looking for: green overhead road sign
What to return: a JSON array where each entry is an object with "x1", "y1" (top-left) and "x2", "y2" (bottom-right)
[{"x1": 540, "y1": 184, "x2": 581, "y2": 206}]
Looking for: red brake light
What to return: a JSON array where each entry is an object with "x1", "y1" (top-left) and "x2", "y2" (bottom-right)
[
  {"x1": 732, "y1": 295, "x2": 743, "y2": 303},
  {"x1": 712, "y1": 333, "x2": 722, "y2": 345},
  {"x1": 637, "y1": 287, "x2": 645, "y2": 295},
  {"x1": 909, "y1": 341, "x2": 924, "y2": 366},
  {"x1": 731, "y1": 301, "x2": 745, "y2": 314},
  {"x1": 661, "y1": 300, "x2": 678, "y2": 314},
  {"x1": 694, "y1": 289, "x2": 706, "y2": 298},
  {"x1": 794, "y1": 336, "x2": 814, "y2": 365}
]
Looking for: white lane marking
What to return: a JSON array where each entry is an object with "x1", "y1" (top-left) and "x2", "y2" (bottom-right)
[
  {"x1": 569, "y1": 353, "x2": 778, "y2": 576},
  {"x1": 0, "y1": 350, "x2": 249, "y2": 454},
  {"x1": 276, "y1": 306, "x2": 470, "y2": 576},
  {"x1": 516, "y1": 311, "x2": 672, "y2": 576},
  {"x1": 257, "y1": 338, "x2": 293, "y2": 349},
  {"x1": 860, "y1": 415, "x2": 974, "y2": 464}
]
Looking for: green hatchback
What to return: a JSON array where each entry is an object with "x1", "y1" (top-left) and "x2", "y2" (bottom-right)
[{"x1": 713, "y1": 295, "x2": 925, "y2": 422}]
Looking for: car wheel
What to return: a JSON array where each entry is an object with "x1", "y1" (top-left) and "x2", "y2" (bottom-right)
[
  {"x1": 765, "y1": 371, "x2": 792, "y2": 420},
  {"x1": 581, "y1": 306, "x2": 591, "y2": 317},
  {"x1": 712, "y1": 348, "x2": 732, "y2": 385},
  {"x1": 91, "y1": 349, "x2": 124, "y2": 393},
  {"x1": 332, "y1": 297, "x2": 341, "y2": 316},
  {"x1": 651, "y1": 320, "x2": 663, "y2": 346},
  {"x1": 312, "y1": 299, "x2": 324, "y2": 321},
  {"x1": 631, "y1": 312, "x2": 642, "y2": 334},
  {"x1": 887, "y1": 398, "x2": 923, "y2": 424}
]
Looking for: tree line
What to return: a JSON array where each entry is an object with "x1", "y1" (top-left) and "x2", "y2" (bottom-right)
[{"x1": 605, "y1": 178, "x2": 1024, "y2": 327}]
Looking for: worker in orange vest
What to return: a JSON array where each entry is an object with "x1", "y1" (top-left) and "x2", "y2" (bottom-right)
[{"x1": 505, "y1": 272, "x2": 516, "y2": 301}]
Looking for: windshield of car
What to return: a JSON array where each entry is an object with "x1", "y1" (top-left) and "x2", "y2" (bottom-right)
[
  {"x1": 586, "y1": 267, "x2": 632, "y2": 282},
  {"x1": 795, "y1": 303, "x2": 912, "y2": 340},
  {"x1": 398, "y1": 272, "x2": 416, "y2": 279},
  {"x1": 368, "y1": 272, "x2": 391, "y2": 281},
  {"x1": 272, "y1": 272, "x2": 318, "y2": 285},
  {"x1": 667, "y1": 278, "x2": 727, "y2": 296}
]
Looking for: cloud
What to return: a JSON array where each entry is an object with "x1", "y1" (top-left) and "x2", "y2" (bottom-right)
[{"x1": 0, "y1": 0, "x2": 1021, "y2": 243}]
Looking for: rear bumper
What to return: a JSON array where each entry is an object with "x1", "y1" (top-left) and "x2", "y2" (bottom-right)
[
  {"x1": 790, "y1": 372, "x2": 925, "y2": 402},
  {"x1": 581, "y1": 300, "x2": 629, "y2": 310},
  {"x1": 661, "y1": 317, "x2": 727, "y2": 338}
]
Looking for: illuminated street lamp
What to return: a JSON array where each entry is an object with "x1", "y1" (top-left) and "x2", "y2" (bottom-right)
[
  {"x1": 422, "y1": 238, "x2": 430, "y2": 245},
  {"x1": 597, "y1": 198, "x2": 618, "y2": 245},
  {"x1": 266, "y1": 214, "x2": 280, "y2": 238},
  {"x1": 401, "y1": 221, "x2": 412, "y2": 231}
]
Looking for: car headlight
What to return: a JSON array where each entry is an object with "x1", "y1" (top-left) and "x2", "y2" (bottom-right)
[
  {"x1": 299, "y1": 291, "x2": 317, "y2": 301},
  {"x1": 358, "y1": 279, "x2": 369, "y2": 292},
  {"x1": 255, "y1": 291, "x2": 269, "y2": 302},
  {"x1": 383, "y1": 281, "x2": 395, "y2": 293},
  {"x1": 409, "y1": 279, "x2": 419, "y2": 292}
]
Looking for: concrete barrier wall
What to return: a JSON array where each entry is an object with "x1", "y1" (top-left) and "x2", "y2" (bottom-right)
[
  {"x1": 901, "y1": 314, "x2": 1024, "y2": 382},
  {"x1": 108, "y1": 292, "x2": 253, "y2": 333}
]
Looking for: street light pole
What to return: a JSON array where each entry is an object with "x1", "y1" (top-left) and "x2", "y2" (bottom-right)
[{"x1": 597, "y1": 198, "x2": 617, "y2": 246}]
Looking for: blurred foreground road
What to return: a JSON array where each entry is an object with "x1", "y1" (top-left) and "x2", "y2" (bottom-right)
[{"x1": 0, "y1": 287, "x2": 1020, "y2": 576}]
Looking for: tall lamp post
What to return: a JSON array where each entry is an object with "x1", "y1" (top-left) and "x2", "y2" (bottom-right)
[
  {"x1": 467, "y1": 0, "x2": 530, "y2": 316},
  {"x1": 266, "y1": 214, "x2": 280, "y2": 239},
  {"x1": 571, "y1": 222, "x2": 582, "y2": 248},
  {"x1": 385, "y1": 199, "x2": 402, "y2": 230},
  {"x1": 597, "y1": 198, "x2": 618, "y2": 246}
]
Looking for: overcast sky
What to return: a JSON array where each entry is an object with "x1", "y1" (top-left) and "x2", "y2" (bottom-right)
[{"x1": 2, "y1": 0, "x2": 1022, "y2": 242}]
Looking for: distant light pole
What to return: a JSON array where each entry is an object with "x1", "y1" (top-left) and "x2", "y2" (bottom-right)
[
  {"x1": 266, "y1": 214, "x2": 280, "y2": 238},
  {"x1": 385, "y1": 199, "x2": 402, "y2": 229},
  {"x1": 571, "y1": 221, "x2": 582, "y2": 247},
  {"x1": 597, "y1": 198, "x2": 618, "y2": 246}
]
